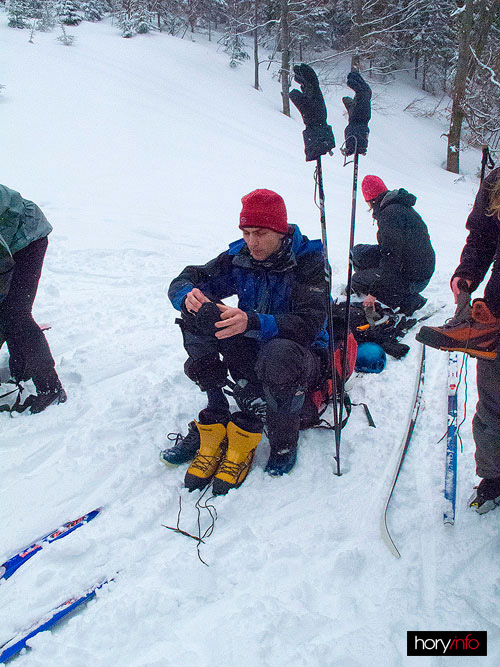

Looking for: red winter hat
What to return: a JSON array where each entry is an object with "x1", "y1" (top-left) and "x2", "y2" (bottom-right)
[
  {"x1": 361, "y1": 175, "x2": 388, "y2": 202},
  {"x1": 239, "y1": 189, "x2": 288, "y2": 234}
]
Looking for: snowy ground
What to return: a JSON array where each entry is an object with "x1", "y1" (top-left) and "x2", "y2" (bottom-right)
[{"x1": 1, "y1": 14, "x2": 498, "y2": 667}]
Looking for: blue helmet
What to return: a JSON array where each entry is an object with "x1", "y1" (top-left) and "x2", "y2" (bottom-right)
[{"x1": 355, "y1": 342, "x2": 386, "y2": 373}]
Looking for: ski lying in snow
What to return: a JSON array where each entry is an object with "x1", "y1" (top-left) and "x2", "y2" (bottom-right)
[
  {"x1": 0, "y1": 508, "x2": 102, "y2": 582},
  {"x1": 381, "y1": 344, "x2": 426, "y2": 558},
  {"x1": 0, "y1": 580, "x2": 110, "y2": 663},
  {"x1": 444, "y1": 352, "x2": 459, "y2": 525}
]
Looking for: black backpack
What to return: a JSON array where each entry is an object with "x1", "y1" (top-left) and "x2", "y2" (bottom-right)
[{"x1": 338, "y1": 302, "x2": 417, "y2": 359}]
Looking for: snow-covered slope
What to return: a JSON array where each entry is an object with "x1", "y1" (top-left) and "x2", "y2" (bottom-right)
[{"x1": 1, "y1": 15, "x2": 498, "y2": 667}]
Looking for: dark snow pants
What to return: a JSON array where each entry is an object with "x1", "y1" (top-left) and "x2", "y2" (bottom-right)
[
  {"x1": 351, "y1": 243, "x2": 430, "y2": 308},
  {"x1": 180, "y1": 321, "x2": 321, "y2": 446},
  {"x1": 473, "y1": 346, "x2": 500, "y2": 479},
  {"x1": 0, "y1": 237, "x2": 59, "y2": 392}
]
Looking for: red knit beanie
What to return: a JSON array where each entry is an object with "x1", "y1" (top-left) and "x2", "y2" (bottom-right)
[
  {"x1": 361, "y1": 175, "x2": 388, "y2": 202},
  {"x1": 239, "y1": 189, "x2": 288, "y2": 234}
]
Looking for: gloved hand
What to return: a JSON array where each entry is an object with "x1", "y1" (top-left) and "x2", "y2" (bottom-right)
[
  {"x1": 289, "y1": 63, "x2": 335, "y2": 162},
  {"x1": 181, "y1": 299, "x2": 222, "y2": 336},
  {"x1": 342, "y1": 70, "x2": 372, "y2": 156}
]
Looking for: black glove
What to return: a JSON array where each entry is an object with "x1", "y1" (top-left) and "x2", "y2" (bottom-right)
[
  {"x1": 289, "y1": 63, "x2": 335, "y2": 162},
  {"x1": 180, "y1": 300, "x2": 221, "y2": 336},
  {"x1": 342, "y1": 71, "x2": 372, "y2": 156}
]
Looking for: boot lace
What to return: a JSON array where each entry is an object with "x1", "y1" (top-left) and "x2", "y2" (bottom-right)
[
  {"x1": 190, "y1": 452, "x2": 222, "y2": 474},
  {"x1": 217, "y1": 457, "x2": 246, "y2": 478}
]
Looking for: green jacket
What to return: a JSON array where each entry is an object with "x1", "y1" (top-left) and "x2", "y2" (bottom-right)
[{"x1": 0, "y1": 184, "x2": 53, "y2": 302}]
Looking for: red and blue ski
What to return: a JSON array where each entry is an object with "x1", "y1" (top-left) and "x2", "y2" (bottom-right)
[
  {"x1": 0, "y1": 580, "x2": 110, "y2": 663},
  {"x1": 0, "y1": 508, "x2": 102, "y2": 583}
]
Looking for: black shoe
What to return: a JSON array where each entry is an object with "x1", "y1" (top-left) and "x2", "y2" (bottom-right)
[
  {"x1": 160, "y1": 421, "x2": 200, "y2": 467},
  {"x1": 469, "y1": 478, "x2": 500, "y2": 514},
  {"x1": 264, "y1": 444, "x2": 298, "y2": 476},
  {"x1": 160, "y1": 409, "x2": 230, "y2": 467},
  {"x1": 19, "y1": 387, "x2": 67, "y2": 414}
]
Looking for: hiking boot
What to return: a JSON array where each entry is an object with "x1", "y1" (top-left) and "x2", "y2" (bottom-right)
[
  {"x1": 212, "y1": 412, "x2": 262, "y2": 495},
  {"x1": 469, "y1": 478, "x2": 500, "y2": 514},
  {"x1": 265, "y1": 443, "x2": 298, "y2": 476},
  {"x1": 18, "y1": 386, "x2": 67, "y2": 414},
  {"x1": 184, "y1": 411, "x2": 230, "y2": 492},
  {"x1": 160, "y1": 421, "x2": 200, "y2": 467},
  {"x1": 265, "y1": 412, "x2": 300, "y2": 476},
  {"x1": 416, "y1": 299, "x2": 500, "y2": 360}
]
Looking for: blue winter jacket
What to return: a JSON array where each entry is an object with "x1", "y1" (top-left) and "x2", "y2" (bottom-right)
[{"x1": 168, "y1": 224, "x2": 330, "y2": 349}]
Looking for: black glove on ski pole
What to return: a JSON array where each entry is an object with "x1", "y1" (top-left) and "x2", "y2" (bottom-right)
[
  {"x1": 289, "y1": 63, "x2": 335, "y2": 162},
  {"x1": 342, "y1": 71, "x2": 372, "y2": 156}
]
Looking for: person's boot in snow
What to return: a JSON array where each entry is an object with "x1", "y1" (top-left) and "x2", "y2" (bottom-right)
[
  {"x1": 265, "y1": 412, "x2": 299, "y2": 476},
  {"x1": 416, "y1": 299, "x2": 500, "y2": 360},
  {"x1": 212, "y1": 412, "x2": 262, "y2": 495},
  {"x1": 469, "y1": 477, "x2": 500, "y2": 514},
  {"x1": 17, "y1": 373, "x2": 67, "y2": 414},
  {"x1": 184, "y1": 410, "x2": 229, "y2": 492},
  {"x1": 161, "y1": 420, "x2": 201, "y2": 467}
]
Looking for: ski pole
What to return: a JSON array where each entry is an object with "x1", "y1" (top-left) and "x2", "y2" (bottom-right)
[
  {"x1": 336, "y1": 147, "x2": 359, "y2": 470},
  {"x1": 315, "y1": 157, "x2": 341, "y2": 471}
]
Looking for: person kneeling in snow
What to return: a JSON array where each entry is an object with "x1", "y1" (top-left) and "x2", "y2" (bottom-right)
[
  {"x1": 352, "y1": 175, "x2": 435, "y2": 316},
  {"x1": 0, "y1": 184, "x2": 66, "y2": 413},
  {"x1": 161, "y1": 189, "x2": 340, "y2": 495}
]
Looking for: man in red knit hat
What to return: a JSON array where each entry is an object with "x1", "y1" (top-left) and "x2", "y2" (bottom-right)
[
  {"x1": 352, "y1": 175, "x2": 435, "y2": 315},
  {"x1": 160, "y1": 189, "x2": 347, "y2": 495}
]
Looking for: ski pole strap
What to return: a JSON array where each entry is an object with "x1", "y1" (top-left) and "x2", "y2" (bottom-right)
[
  {"x1": 480, "y1": 146, "x2": 495, "y2": 183},
  {"x1": 351, "y1": 401, "x2": 376, "y2": 427},
  {"x1": 0, "y1": 383, "x2": 24, "y2": 414}
]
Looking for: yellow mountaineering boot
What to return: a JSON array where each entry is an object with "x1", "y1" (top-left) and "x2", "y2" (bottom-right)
[
  {"x1": 212, "y1": 412, "x2": 263, "y2": 496},
  {"x1": 184, "y1": 412, "x2": 229, "y2": 492}
]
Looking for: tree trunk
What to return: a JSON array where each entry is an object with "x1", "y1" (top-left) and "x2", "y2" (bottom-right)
[
  {"x1": 350, "y1": 0, "x2": 364, "y2": 70},
  {"x1": 446, "y1": 0, "x2": 474, "y2": 173},
  {"x1": 253, "y1": 0, "x2": 259, "y2": 90},
  {"x1": 280, "y1": 0, "x2": 290, "y2": 116}
]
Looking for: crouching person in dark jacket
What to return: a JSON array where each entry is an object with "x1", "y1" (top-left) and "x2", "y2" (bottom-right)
[
  {"x1": 0, "y1": 184, "x2": 66, "y2": 413},
  {"x1": 352, "y1": 175, "x2": 435, "y2": 315},
  {"x1": 161, "y1": 189, "x2": 335, "y2": 495}
]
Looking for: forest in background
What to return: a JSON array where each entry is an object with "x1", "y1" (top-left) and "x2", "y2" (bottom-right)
[{"x1": 3, "y1": 0, "x2": 499, "y2": 173}]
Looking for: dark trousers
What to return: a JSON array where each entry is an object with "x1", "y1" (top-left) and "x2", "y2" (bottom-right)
[
  {"x1": 351, "y1": 243, "x2": 430, "y2": 308},
  {"x1": 181, "y1": 326, "x2": 320, "y2": 411},
  {"x1": 474, "y1": 347, "x2": 500, "y2": 478},
  {"x1": 180, "y1": 320, "x2": 321, "y2": 447},
  {"x1": 0, "y1": 237, "x2": 58, "y2": 392}
]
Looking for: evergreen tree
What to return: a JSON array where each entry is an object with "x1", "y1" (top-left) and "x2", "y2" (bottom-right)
[
  {"x1": 56, "y1": 0, "x2": 81, "y2": 25},
  {"x1": 81, "y1": 0, "x2": 103, "y2": 21},
  {"x1": 132, "y1": 0, "x2": 152, "y2": 33},
  {"x1": 7, "y1": 0, "x2": 30, "y2": 28},
  {"x1": 219, "y1": 0, "x2": 250, "y2": 68}
]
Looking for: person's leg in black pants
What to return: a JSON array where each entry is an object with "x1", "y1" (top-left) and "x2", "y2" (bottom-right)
[
  {"x1": 0, "y1": 237, "x2": 63, "y2": 402},
  {"x1": 255, "y1": 338, "x2": 320, "y2": 475}
]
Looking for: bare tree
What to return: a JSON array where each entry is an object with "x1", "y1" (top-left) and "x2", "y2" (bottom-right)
[{"x1": 446, "y1": 0, "x2": 498, "y2": 173}]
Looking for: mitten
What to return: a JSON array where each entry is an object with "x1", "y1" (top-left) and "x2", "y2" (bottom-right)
[
  {"x1": 290, "y1": 63, "x2": 335, "y2": 161},
  {"x1": 342, "y1": 71, "x2": 372, "y2": 156}
]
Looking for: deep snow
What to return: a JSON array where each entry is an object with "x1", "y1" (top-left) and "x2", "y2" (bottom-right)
[{"x1": 1, "y1": 14, "x2": 498, "y2": 667}]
